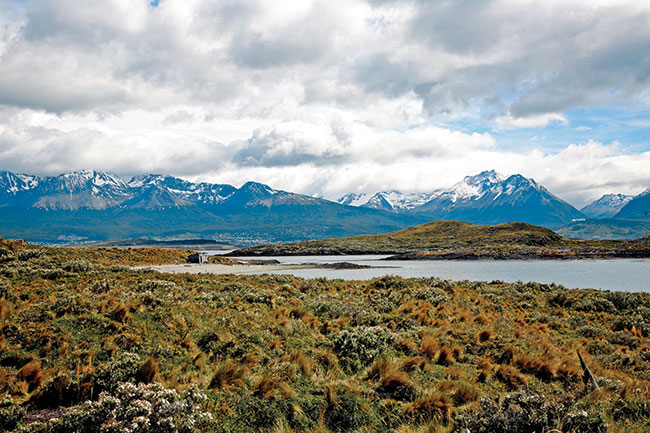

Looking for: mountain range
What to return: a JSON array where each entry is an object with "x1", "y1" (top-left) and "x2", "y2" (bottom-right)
[{"x1": 0, "y1": 169, "x2": 649, "y2": 244}]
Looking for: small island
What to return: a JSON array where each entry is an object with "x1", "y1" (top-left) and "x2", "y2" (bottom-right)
[{"x1": 230, "y1": 220, "x2": 650, "y2": 260}]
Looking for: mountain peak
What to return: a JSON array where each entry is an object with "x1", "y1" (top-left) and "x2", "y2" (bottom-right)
[
  {"x1": 338, "y1": 192, "x2": 371, "y2": 207},
  {"x1": 58, "y1": 170, "x2": 126, "y2": 188},
  {"x1": 465, "y1": 170, "x2": 507, "y2": 185},
  {"x1": 581, "y1": 193, "x2": 634, "y2": 219},
  {"x1": 239, "y1": 181, "x2": 278, "y2": 196},
  {"x1": 128, "y1": 173, "x2": 167, "y2": 187}
]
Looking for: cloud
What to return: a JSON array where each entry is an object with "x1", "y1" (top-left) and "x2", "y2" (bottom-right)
[
  {"x1": 232, "y1": 120, "x2": 350, "y2": 166},
  {"x1": 0, "y1": 0, "x2": 648, "y2": 208},
  {"x1": 0, "y1": 117, "x2": 229, "y2": 178},
  {"x1": 496, "y1": 112, "x2": 568, "y2": 129}
]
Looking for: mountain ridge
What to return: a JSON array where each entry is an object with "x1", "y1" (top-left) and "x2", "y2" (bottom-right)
[
  {"x1": 1, "y1": 169, "x2": 649, "y2": 243},
  {"x1": 338, "y1": 170, "x2": 585, "y2": 229}
]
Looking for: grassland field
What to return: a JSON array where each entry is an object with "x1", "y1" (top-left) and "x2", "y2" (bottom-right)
[{"x1": 1, "y1": 237, "x2": 650, "y2": 432}]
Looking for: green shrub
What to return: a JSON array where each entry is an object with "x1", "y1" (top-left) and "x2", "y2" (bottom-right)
[
  {"x1": 547, "y1": 291, "x2": 575, "y2": 308},
  {"x1": 62, "y1": 259, "x2": 94, "y2": 273},
  {"x1": 17, "y1": 249, "x2": 43, "y2": 261},
  {"x1": 93, "y1": 352, "x2": 141, "y2": 395},
  {"x1": 577, "y1": 326, "x2": 605, "y2": 338},
  {"x1": 455, "y1": 390, "x2": 567, "y2": 433},
  {"x1": 575, "y1": 296, "x2": 615, "y2": 313},
  {"x1": 370, "y1": 275, "x2": 409, "y2": 290},
  {"x1": 0, "y1": 396, "x2": 24, "y2": 431},
  {"x1": 414, "y1": 277, "x2": 454, "y2": 291},
  {"x1": 325, "y1": 389, "x2": 375, "y2": 432},
  {"x1": 612, "y1": 396, "x2": 650, "y2": 421},
  {"x1": 413, "y1": 286, "x2": 449, "y2": 306},
  {"x1": 607, "y1": 331, "x2": 639, "y2": 349},
  {"x1": 28, "y1": 382, "x2": 213, "y2": 433},
  {"x1": 562, "y1": 409, "x2": 607, "y2": 433},
  {"x1": 0, "y1": 247, "x2": 14, "y2": 263},
  {"x1": 332, "y1": 326, "x2": 394, "y2": 372}
]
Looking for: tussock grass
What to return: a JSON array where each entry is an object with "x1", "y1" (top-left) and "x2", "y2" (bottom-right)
[{"x1": 0, "y1": 239, "x2": 649, "y2": 432}]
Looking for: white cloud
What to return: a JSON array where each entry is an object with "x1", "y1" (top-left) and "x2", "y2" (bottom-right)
[
  {"x1": 0, "y1": 0, "x2": 648, "y2": 208},
  {"x1": 495, "y1": 112, "x2": 568, "y2": 129}
]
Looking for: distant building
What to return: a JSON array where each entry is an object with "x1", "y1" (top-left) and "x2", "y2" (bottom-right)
[{"x1": 188, "y1": 252, "x2": 209, "y2": 264}]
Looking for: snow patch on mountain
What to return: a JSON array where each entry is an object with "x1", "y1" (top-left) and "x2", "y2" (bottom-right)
[
  {"x1": 581, "y1": 193, "x2": 634, "y2": 219},
  {"x1": 337, "y1": 193, "x2": 372, "y2": 207},
  {"x1": 428, "y1": 170, "x2": 509, "y2": 203}
]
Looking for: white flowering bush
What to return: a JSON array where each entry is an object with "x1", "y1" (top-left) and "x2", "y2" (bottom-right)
[
  {"x1": 332, "y1": 326, "x2": 394, "y2": 372},
  {"x1": 26, "y1": 382, "x2": 213, "y2": 433}
]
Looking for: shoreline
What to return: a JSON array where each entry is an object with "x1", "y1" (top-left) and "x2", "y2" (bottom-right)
[{"x1": 136, "y1": 261, "x2": 387, "y2": 275}]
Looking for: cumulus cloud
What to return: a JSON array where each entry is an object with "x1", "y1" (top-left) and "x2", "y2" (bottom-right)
[
  {"x1": 0, "y1": 0, "x2": 649, "y2": 207},
  {"x1": 0, "y1": 115, "x2": 229, "y2": 178},
  {"x1": 3, "y1": 0, "x2": 648, "y2": 117}
]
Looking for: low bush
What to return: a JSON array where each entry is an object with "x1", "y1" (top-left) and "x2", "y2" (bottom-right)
[
  {"x1": 332, "y1": 326, "x2": 394, "y2": 372},
  {"x1": 62, "y1": 259, "x2": 94, "y2": 273},
  {"x1": 413, "y1": 286, "x2": 449, "y2": 306},
  {"x1": 455, "y1": 390, "x2": 567, "y2": 433},
  {"x1": 324, "y1": 388, "x2": 376, "y2": 432},
  {"x1": 26, "y1": 382, "x2": 213, "y2": 433},
  {"x1": 562, "y1": 409, "x2": 607, "y2": 433},
  {"x1": 0, "y1": 396, "x2": 24, "y2": 431}
]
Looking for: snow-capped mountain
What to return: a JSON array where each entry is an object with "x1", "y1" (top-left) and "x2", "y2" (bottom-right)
[
  {"x1": 337, "y1": 191, "x2": 436, "y2": 212},
  {"x1": 614, "y1": 188, "x2": 650, "y2": 221},
  {"x1": 338, "y1": 170, "x2": 586, "y2": 228},
  {"x1": 424, "y1": 170, "x2": 507, "y2": 205},
  {"x1": 0, "y1": 170, "x2": 419, "y2": 243},
  {"x1": 412, "y1": 171, "x2": 585, "y2": 228},
  {"x1": 121, "y1": 184, "x2": 195, "y2": 209},
  {"x1": 128, "y1": 174, "x2": 236, "y2": 207},
  {"x1": 2, "y1": 168, "x2": 647, "y2": 243},
  {"x1": 2, "y1": 170, "x2": 131, "y2": 210},
  {"x1": 581, "y1": 193, "x2": 634, "y2": 219},
  {"x1": 0, "y1": 172, "x2": 40, "y2": 202},
  {"x1": 366, "y1": 191, "x2": 436, "y2": 212},
  {"x1": 337, "y1": 193, "x2": 372, "y2": 207}
]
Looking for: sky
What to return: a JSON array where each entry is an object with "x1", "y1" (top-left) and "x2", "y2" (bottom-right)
[{"x1": 0, "y1": 0, "x2": 649, "y2": 207}]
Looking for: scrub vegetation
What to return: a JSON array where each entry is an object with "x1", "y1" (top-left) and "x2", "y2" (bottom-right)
[{"x1": 1, "y1": 238, "x2": 649, "y2": 432}]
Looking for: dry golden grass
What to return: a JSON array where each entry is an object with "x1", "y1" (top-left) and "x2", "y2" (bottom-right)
[
  {"x1": 476, "y1": 329, "x2": 493, "y2": 343},
  {"x1": 253, "y1": 371, "x2": 295, "y2": 399},
  {"x1": 404, "y1": 391, "x2": 454, "y2": 424},
  {"x1": 17, "y1": 361, "x2": 43, "y2": 392},
  {"x1": 136, "y1": 357, "x2": 159, "y2": 384},
  {"x1": 420, "y1": 335, "x2": 439, "y2": 360},
  {"x1": 209, "y1": 360, "x2": 248, "y2": 390},
  {"x1": 436, "y1": 346, "x2": 455, "y2": 365}
]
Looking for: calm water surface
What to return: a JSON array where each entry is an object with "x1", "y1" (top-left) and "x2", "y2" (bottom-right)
[{"x1": 230, "y1": 255, "x2": 650, "y2": 292}]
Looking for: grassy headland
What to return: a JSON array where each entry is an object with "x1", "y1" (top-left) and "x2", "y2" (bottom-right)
[
  {"x1": 230, "y1": 220, "x2": 650, "y2": 259},
  {"x1": 0, "y1": 238, "x2": 649, "y2": 432}
]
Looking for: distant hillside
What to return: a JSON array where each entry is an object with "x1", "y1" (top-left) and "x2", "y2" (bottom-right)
[
  {"x1": 558, "y1": 218, "x2": 650, "y2": 240},
  {"x1": 615, "y1": 189, "x2": 650, "y2": 220},
  {"x1": 0, "y1": 171, "x2": 425, "y2": 244},
  {"x1": 230, "y1": 220, "x2": 650, "y2": 258},
  {"x1": 581, "y1": 193, "x2": 633, "y2": 218}
]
